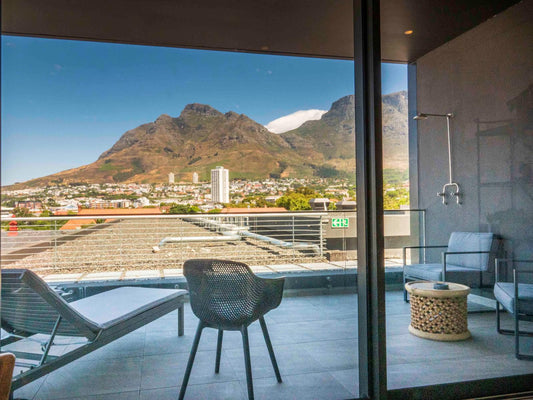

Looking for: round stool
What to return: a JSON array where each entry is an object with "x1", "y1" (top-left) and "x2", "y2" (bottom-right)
[{"x1": 405, "y1": 280, "x2": 471, "y2": 341}]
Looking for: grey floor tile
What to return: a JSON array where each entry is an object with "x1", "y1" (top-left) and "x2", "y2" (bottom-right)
[
  {"x1": 141, "y1": 350, "x2": 238, "y2": 390},
  {"x1": 52, "y1": 391, "x2": 140, "y2": 400},
  {"x1": 33, "y1": 357, "x2": 142, "y2": 399},
  {"x1": 244, "y1": 371, "x2": 354, "y2": 400},
  {"x1": 145, "y1": 309, "x2": 196, "y2": 333},
  {"x1": 268, "y1": 303, "x2": 325, "y2": 324},
  {"x1": 330, "y1": 368, "x2": 359, "y2": 398},
  {"x1": 143, "y1": 328, "x2": 213, "y2": 356},
  {"x1": 12, "y1": 375, "x2": 47, "y2": 400},
  {"x1": 140, "y1": 381, "x2": 246, "y2": 400},
  {"x1": 225, "y1": 342, "x2": 324, "y2": 380},
  {"x1": 300, "y1": 339, "x2": 358, "y2": 371},
  {"x1": 80, "y1": 331, "x2": 146, "y2": 361},
  {"x1": 387, "y1": 353, "x2": 533, "y2": 389}
]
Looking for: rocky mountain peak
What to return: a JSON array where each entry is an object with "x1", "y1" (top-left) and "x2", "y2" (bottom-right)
[
  {"x1": 322, "y1": 95, "x2": 355, "y2": 123},
  {"x1": 382, "y1": 91, "x2": 408, "y2": 114},
  {"x1": 225, "y1": 111, "x2": 240, "y2": 119},
  {"x1": 181, "y1": 103, "x2": 222, "y2": 117},
  {"x1": 155, "y1": 114, "x2": 173, "y2": 124}
]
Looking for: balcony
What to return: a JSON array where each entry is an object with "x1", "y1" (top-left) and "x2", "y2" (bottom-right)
[
  {"x1": 2, "y1": 212, "x2": 533, "y2": 399},
  {"x1": 6, "y1": 291, "x2": 533, "y2": 400}
]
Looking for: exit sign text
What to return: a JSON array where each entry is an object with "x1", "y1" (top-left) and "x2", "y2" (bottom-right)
[{"x1": 331, "y1": 218, "x2": 349, "y2": 228}]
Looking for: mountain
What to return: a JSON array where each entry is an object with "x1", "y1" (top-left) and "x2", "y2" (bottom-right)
[
  {"x1": 10, "y1": 92, "x2": 408, "y2": 187},
  {"x1": 280, "y1": 91, "x2": 408, "y2": 172}
]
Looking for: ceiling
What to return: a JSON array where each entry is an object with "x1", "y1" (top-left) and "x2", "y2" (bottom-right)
[{"x1": 1, "y1": 0, "x2": 521, "y2": 62}]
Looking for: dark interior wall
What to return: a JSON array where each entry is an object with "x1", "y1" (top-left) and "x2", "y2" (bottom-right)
[{"x1": 415, "y1": 0, "x2": 533, "y2": 260}]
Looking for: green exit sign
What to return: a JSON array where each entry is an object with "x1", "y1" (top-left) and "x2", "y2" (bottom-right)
[{"x1": 331, "y1": 218, "x2": 349, "y2": 228}]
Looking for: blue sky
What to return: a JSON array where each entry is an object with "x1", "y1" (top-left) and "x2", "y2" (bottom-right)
[{"x1": 1, "y1": 36, "x2": 407, "y2": 185}]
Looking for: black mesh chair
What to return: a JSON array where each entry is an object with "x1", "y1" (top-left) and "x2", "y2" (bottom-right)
[{"x1": 179, "y1": 259, "x2": 285, "y2": 400}]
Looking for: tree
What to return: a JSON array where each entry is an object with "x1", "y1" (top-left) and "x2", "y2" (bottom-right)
[
  {"x1": 167, "y1": 203, "x2": 201, "y2": 214},
  {"x1": 47, "y1": 198, "x2": 61, "y2": 207},
  {"x1": 276, "y1": 193, "x2": 312, "y2": 211},
  {"x1": 294, "y1": 187, "x2": 317, "y2": 196},
  {"x1": 383, "y1": 188, "x2": 409, "y2": 210},
  {"x1": 14, "y1": 207, "x2": 33, "y2": 218}
]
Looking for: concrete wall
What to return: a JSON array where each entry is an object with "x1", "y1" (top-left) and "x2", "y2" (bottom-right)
[{"x1": 415, "y1": 1, "x2": 533, "y2": 262}]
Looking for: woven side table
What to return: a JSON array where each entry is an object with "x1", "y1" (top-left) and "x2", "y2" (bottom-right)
[{"x1": 405, "y1": 281, "x2": 471, "y2": 341}]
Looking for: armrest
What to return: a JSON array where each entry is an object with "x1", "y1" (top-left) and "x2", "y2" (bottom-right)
[
  {"x1": 258, "y1": 276, "x2": 285, "y2": 311},
  {"x1": 509, "y1": 260, "x2": 533, "y2": 312},
  {"x1": 495, "y1": 258, "x2": 533, "y2": 283},
  {"x1": 402, "y1": 245, "x2": 448, "y2": 266}
]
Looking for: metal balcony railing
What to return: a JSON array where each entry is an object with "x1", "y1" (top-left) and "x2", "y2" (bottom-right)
[
  {"x1": 0, "y1": 210, "x2": 425, "y2": 276},
  {"x1": 1, "y1": 213, "x2": 327, "y2": 274}
]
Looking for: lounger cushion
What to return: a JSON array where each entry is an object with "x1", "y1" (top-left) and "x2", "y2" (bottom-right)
[
  {"x1": 70, "y1": 287, "x2": 187, "y2": 329},
  {"x1": 494, "y1": 282, "x2": 533, "y2": 315},
  {"x1": 447, "y1": 232, "x2": 494, "y2": 271},
  {"x1": 404, "y1": 263, "x2": 481, "y2": 287}
]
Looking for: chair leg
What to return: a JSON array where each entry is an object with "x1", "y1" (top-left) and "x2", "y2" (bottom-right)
[
  {"x1": 403, "y1": 276, "x2": 410, "y2": 303},
  {"x1": 241, "y1": 326, "x2": 254, "y2": 400},
  {"x1": 215, "y1": 329, "x2": 223, "y2": 373},
  {"x1": 512, "y1": 310, "x2": 533, "y2": 360},
  {"x1": 178, "y1": 304, "x2": 184, "y2": 337},
  {"x1": 259, "y1": 317, "x2": 282, "y2": 383},
  {"x1": 515, "y1": 308, "x2": 521, "y2": 360},
  {"x1": 496, "y1": 302, "x2": 533, "y2": 337},
  {"x1": 496, "y1": 302, "x2": 533, "y2": 360},
  {"x1": 178, "y1": 321, "x2": 204, "y2": 400}
]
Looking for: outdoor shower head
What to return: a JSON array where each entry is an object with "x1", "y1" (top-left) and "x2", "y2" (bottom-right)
[
  {"x1": 413, "y1": 112, "x2": 454, "y2": 120},
  {"x1": 413, "y1": 111, "x2": 460, "y2": 205}
]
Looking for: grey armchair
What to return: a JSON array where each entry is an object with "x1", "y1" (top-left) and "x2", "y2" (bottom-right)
[
  {"x1": 403, "y1": 232, "x2": 499, "y2": 302},
  {"x1": 494, "y1": 259, "x2": 533, "y2": 360}
]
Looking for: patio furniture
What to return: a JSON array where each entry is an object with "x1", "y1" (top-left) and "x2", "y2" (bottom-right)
[
  {"x1": 494, "y1": 259, "x2": 533, "y2": 360},
  {"x1": 405, "y1": 281, "x2": 471, "y2": 341},
  {"x1": 403, "y1": 232, "x2": 498, "y2": 302},
  {"x1": 179, "y1": 259, "x2": 284, "y2": 400},
  {"x1": 0, "y1": 269, "x2": 187, "y2": 393}
]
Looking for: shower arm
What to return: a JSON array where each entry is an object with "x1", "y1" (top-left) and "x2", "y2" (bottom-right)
[{"x1": 414, "y1": 112, "x2": 461, "y2": 205}]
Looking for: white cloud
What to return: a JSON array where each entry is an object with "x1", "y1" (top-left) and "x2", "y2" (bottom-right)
[{"x1": 265, "y1": 109, "x2": 327, "y2": 134}]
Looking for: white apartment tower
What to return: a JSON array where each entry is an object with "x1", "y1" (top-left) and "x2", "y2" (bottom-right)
[
  {"x1": 192, "y1": 172, "x2": 199, "y2": 184},
  {"x1": 168, "y1": 172, "x2": 175, "y2": 184},
  {"x1": 211, "y1": 166, "x2": 229, "y2": 203}
]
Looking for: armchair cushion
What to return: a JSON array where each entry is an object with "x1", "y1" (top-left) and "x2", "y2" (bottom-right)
[
  {"x1": 404, "y1": 263, "x2": 482, "y2": 287},
  {"x1": 447, "y1": 232, "x2": 495, "y2": 271},
  {"x1": 494, "y1": 282, "x2": 533, "y2": 315}
]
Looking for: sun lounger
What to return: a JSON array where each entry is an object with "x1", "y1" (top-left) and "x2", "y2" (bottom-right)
[{"x1": 1, "y1": 269, "x2": 187, "y2": 392}]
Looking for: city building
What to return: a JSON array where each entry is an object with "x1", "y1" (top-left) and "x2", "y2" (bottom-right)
[
  {"x1": 168, "y1": 172, "x2": 175, "y2": 184},
  {"x1": 192, "y1": 172, "x2": 198, "y2": 184},
  {"x1": 211, "y1": 166, "x2": 229, "y2": 203},
  {"x1": 14, "y1": 201, "x2": 43, "y2": 213}
]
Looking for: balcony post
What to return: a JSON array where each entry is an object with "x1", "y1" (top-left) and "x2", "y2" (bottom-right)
[{"x1": 319, "y1": 216, "x2": 324, "y2": 257}]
